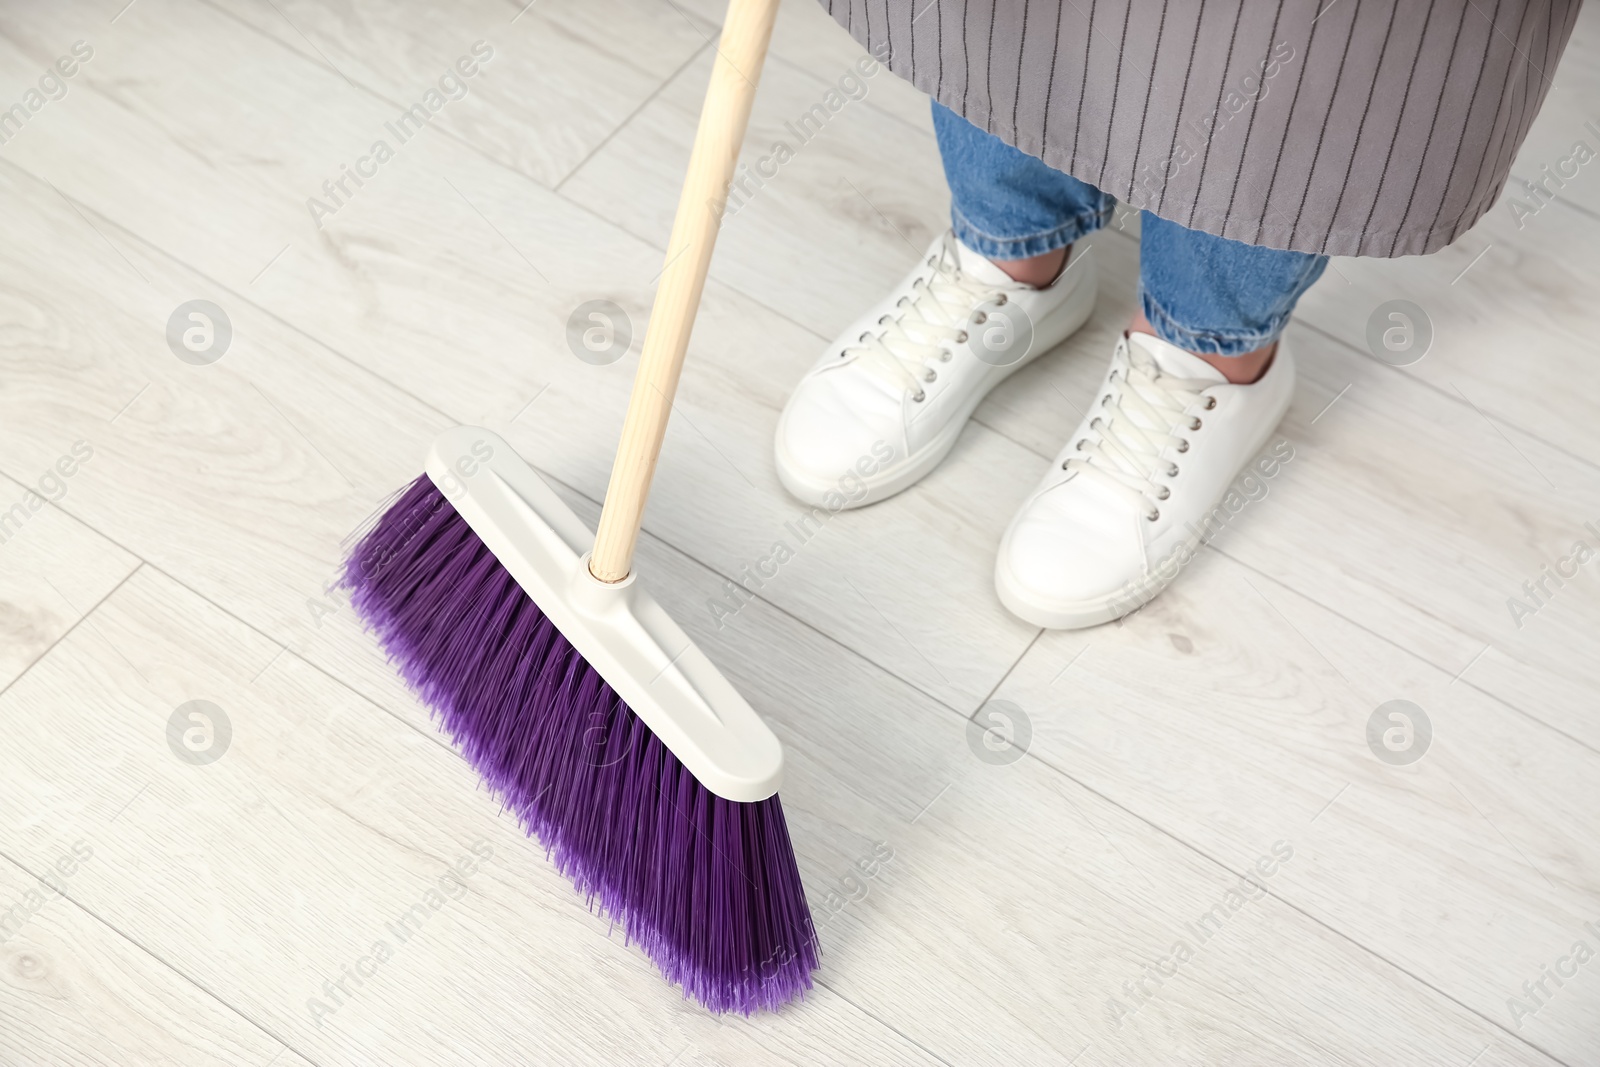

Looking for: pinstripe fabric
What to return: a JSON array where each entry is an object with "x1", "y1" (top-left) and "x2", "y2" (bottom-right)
[{"x1": 824, "y1": 0, "x2": 1577, "y2": 257}]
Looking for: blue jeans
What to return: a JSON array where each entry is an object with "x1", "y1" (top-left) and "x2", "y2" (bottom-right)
[{"x1": 932, "y1": 102, "x2": 1327, "y2": 357}]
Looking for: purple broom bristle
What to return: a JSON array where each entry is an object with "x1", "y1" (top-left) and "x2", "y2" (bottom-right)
[{"x1": 340, "y1": 476, "x2": 819, "y2": 1013}]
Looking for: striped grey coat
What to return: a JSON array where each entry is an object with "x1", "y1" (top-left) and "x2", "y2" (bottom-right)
[{"x1": 822, "y1": 0, "x2": 1579, "y2": 256}]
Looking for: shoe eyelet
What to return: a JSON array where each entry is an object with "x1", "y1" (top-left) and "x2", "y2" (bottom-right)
[
  {"x1": 956, "y1": 330, "x2": 969, "y2": 343},
  {"x1": 1075, "y1": 440, "x2": 1087, "y2": 451},
  {"x1": 1061, "y1": 460, "x2": 1070, "y2": 470},
  {"x1": 995, "y1": 293, "x2": 1009, "y2": 306},
  {"x1": 1158, "y1": 487, "x2": 1171, "y2": 500},
  {"x1": 1146, "y1": 509, "x2": 1160, "y2": 522},
  {"x1": 973, "y1": 311, "x2": 988, "y2": 324},
  {"x1": 1205, "y1": 396, "x2": 1217, "y2": 410},
  {"x1": 1190, "y1": 418, "x2": 1202, "y2": 431},
  {"x1": 859, "y1": 332, "x2": 872, "y2": 343},
  {"x1": 1169, "y1": 464, "x2": 1180, "y2": 477},
  {"x1": 1177, "y1": 440, "x2": 1189, "y2": 452},
  {"x1": 924, "y1": 369, "x2": 937, "y2": 382},
  {"x1": 940, "y1": 351, "x2": 952, "y2": 362},
  {"x1": 912, "y1": 390, "x2": 926, "y2": 402}
]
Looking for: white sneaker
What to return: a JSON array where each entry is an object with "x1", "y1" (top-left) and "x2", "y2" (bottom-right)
[
  {"x1": 775, "y1": 230, "x2": 1097, "y2": 508},
  {"x1": 995, "y1": 331, "x2": 1295, "y2": 629}
]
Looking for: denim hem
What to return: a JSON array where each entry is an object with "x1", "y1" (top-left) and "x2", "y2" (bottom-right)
[
  {"x1": 1139, "y1": 281, "x2": 1297, "y2": 357},
  {"x1": 949, "y1": 201, "x2": 1111, "y2": 261}
]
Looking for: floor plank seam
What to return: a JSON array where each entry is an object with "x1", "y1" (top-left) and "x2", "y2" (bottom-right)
[
  {"x1": 196, "y1": 0, "x2": 727, "y2": 209},
  {"x1": 0, "y1": 562, "x2": 144, "y2": 708},
  {"x1": 0, "y1": 848, "x2": 320, "y2": 1067},
  {"x1": 812, "y1": 976, "x2": 957, "y2": 1066},
  {"x1": 1009, "y1": 745, "x2": 1577, "y2": 1067},
  {"x1": 5, "y1": 10, "x2": 1595, "y2": 1058},
  {"x1": 13, "y1": 170, "x2": 1584, "y2": 830},
  {"x1": 968, "y1": 627, "x2": 1045, "y2": 721},
  {"x1": 1211, "y1": 540, "x2": 1600, "y2": 762},
  {"x1": 10, "y1": 553, "x2": 1567, "y2": 1067},
  {"x1": 16, "y1": 167, "x2": 1590, "y2": 812},
  {"x1": 175, "y1": 0, "x2": 1600, "y2": 500},
  {"x1": 0, "y1": 166, "x2": 1022, "y2": 733},
  {"x1": 551, "y1": 37, "x2": 715, "y2": 194},
  {"x1": 0, "y1": 492, "x2": 467, "y2": 769},
  {"x1": 12, "y1": 474, "x2": 1573, "y2": 1063}
]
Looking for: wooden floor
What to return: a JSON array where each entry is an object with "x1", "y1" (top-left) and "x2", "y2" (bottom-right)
[{"x1": 1, "y1": 0, "x2": 1597, "y2": 1063}]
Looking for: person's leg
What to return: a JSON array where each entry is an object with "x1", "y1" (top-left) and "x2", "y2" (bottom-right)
[
  {"x1": 1135, "y1": 212, "x2": 1327, "y2": 383},
  {"x1": 931, "y1": 101, "x2": 1114, "y2": 285},
  {"x1": 994, "y1": 213, "x2": 1329, "y2": 630},
  {"x1": 773, "y1": 102, "x2": 1105, "y2": 509}
]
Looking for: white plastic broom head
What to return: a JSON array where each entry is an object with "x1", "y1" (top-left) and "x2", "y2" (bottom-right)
[{"x1": 425, "y1": 426, "x2": 784, "y2": 803}]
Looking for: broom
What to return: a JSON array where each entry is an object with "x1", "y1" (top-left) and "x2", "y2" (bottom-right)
[{"x1": 340, "y1": 0, "x2": 818, "y2": 1013}]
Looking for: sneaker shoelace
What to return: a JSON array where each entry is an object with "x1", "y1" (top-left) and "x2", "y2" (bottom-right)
[
  {"x1": 848, "y1": 242, "x2": 1012, "y2": 401},
  {"x1": 1064, "y1": 339, "x2": 1217, "y2": 522}
]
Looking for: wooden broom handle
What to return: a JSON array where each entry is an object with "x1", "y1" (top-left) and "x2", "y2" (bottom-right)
[{"x1": 589, "y1": 0, "x2": 780, "y2": 583}]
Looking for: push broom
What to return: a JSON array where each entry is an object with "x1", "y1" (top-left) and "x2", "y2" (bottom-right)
[{"x1": 340, "y1": 0, "x2": 817, "y2": 1013}]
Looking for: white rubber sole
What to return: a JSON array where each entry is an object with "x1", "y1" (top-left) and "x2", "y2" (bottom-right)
[{"x1": 775, "y1": 264, "x2": 1099, "y2": 510}]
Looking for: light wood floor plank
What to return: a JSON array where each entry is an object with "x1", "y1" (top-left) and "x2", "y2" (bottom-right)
[
  {"x1": 201, "y1": 0, "x2": 713, "y2": 190},
  {"x1": 1, "y1": 2, "x2": 1597, "y2": 1064},
  {"x1": 0, "y1": 472, "x2": 140, "y2": 694},
  {"x1": 1, "y1": 542, "x2": 1564, "y2": 1065},
  {"x1": 562, "y1": 43, "x2": 953, "y2": 342},
  {"x1": 0, "y1": 564, "x2": 949, "y2": 1066},
  {"x1": 996, "y1": 549, "x2": 1600, "y2": 1063},
  {"x1": 0, "y1": 7, "x2": 1040, "y2": 712},
  {"x1": 0, "y1": 853, "x2": 307, "y2": 1066}
]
